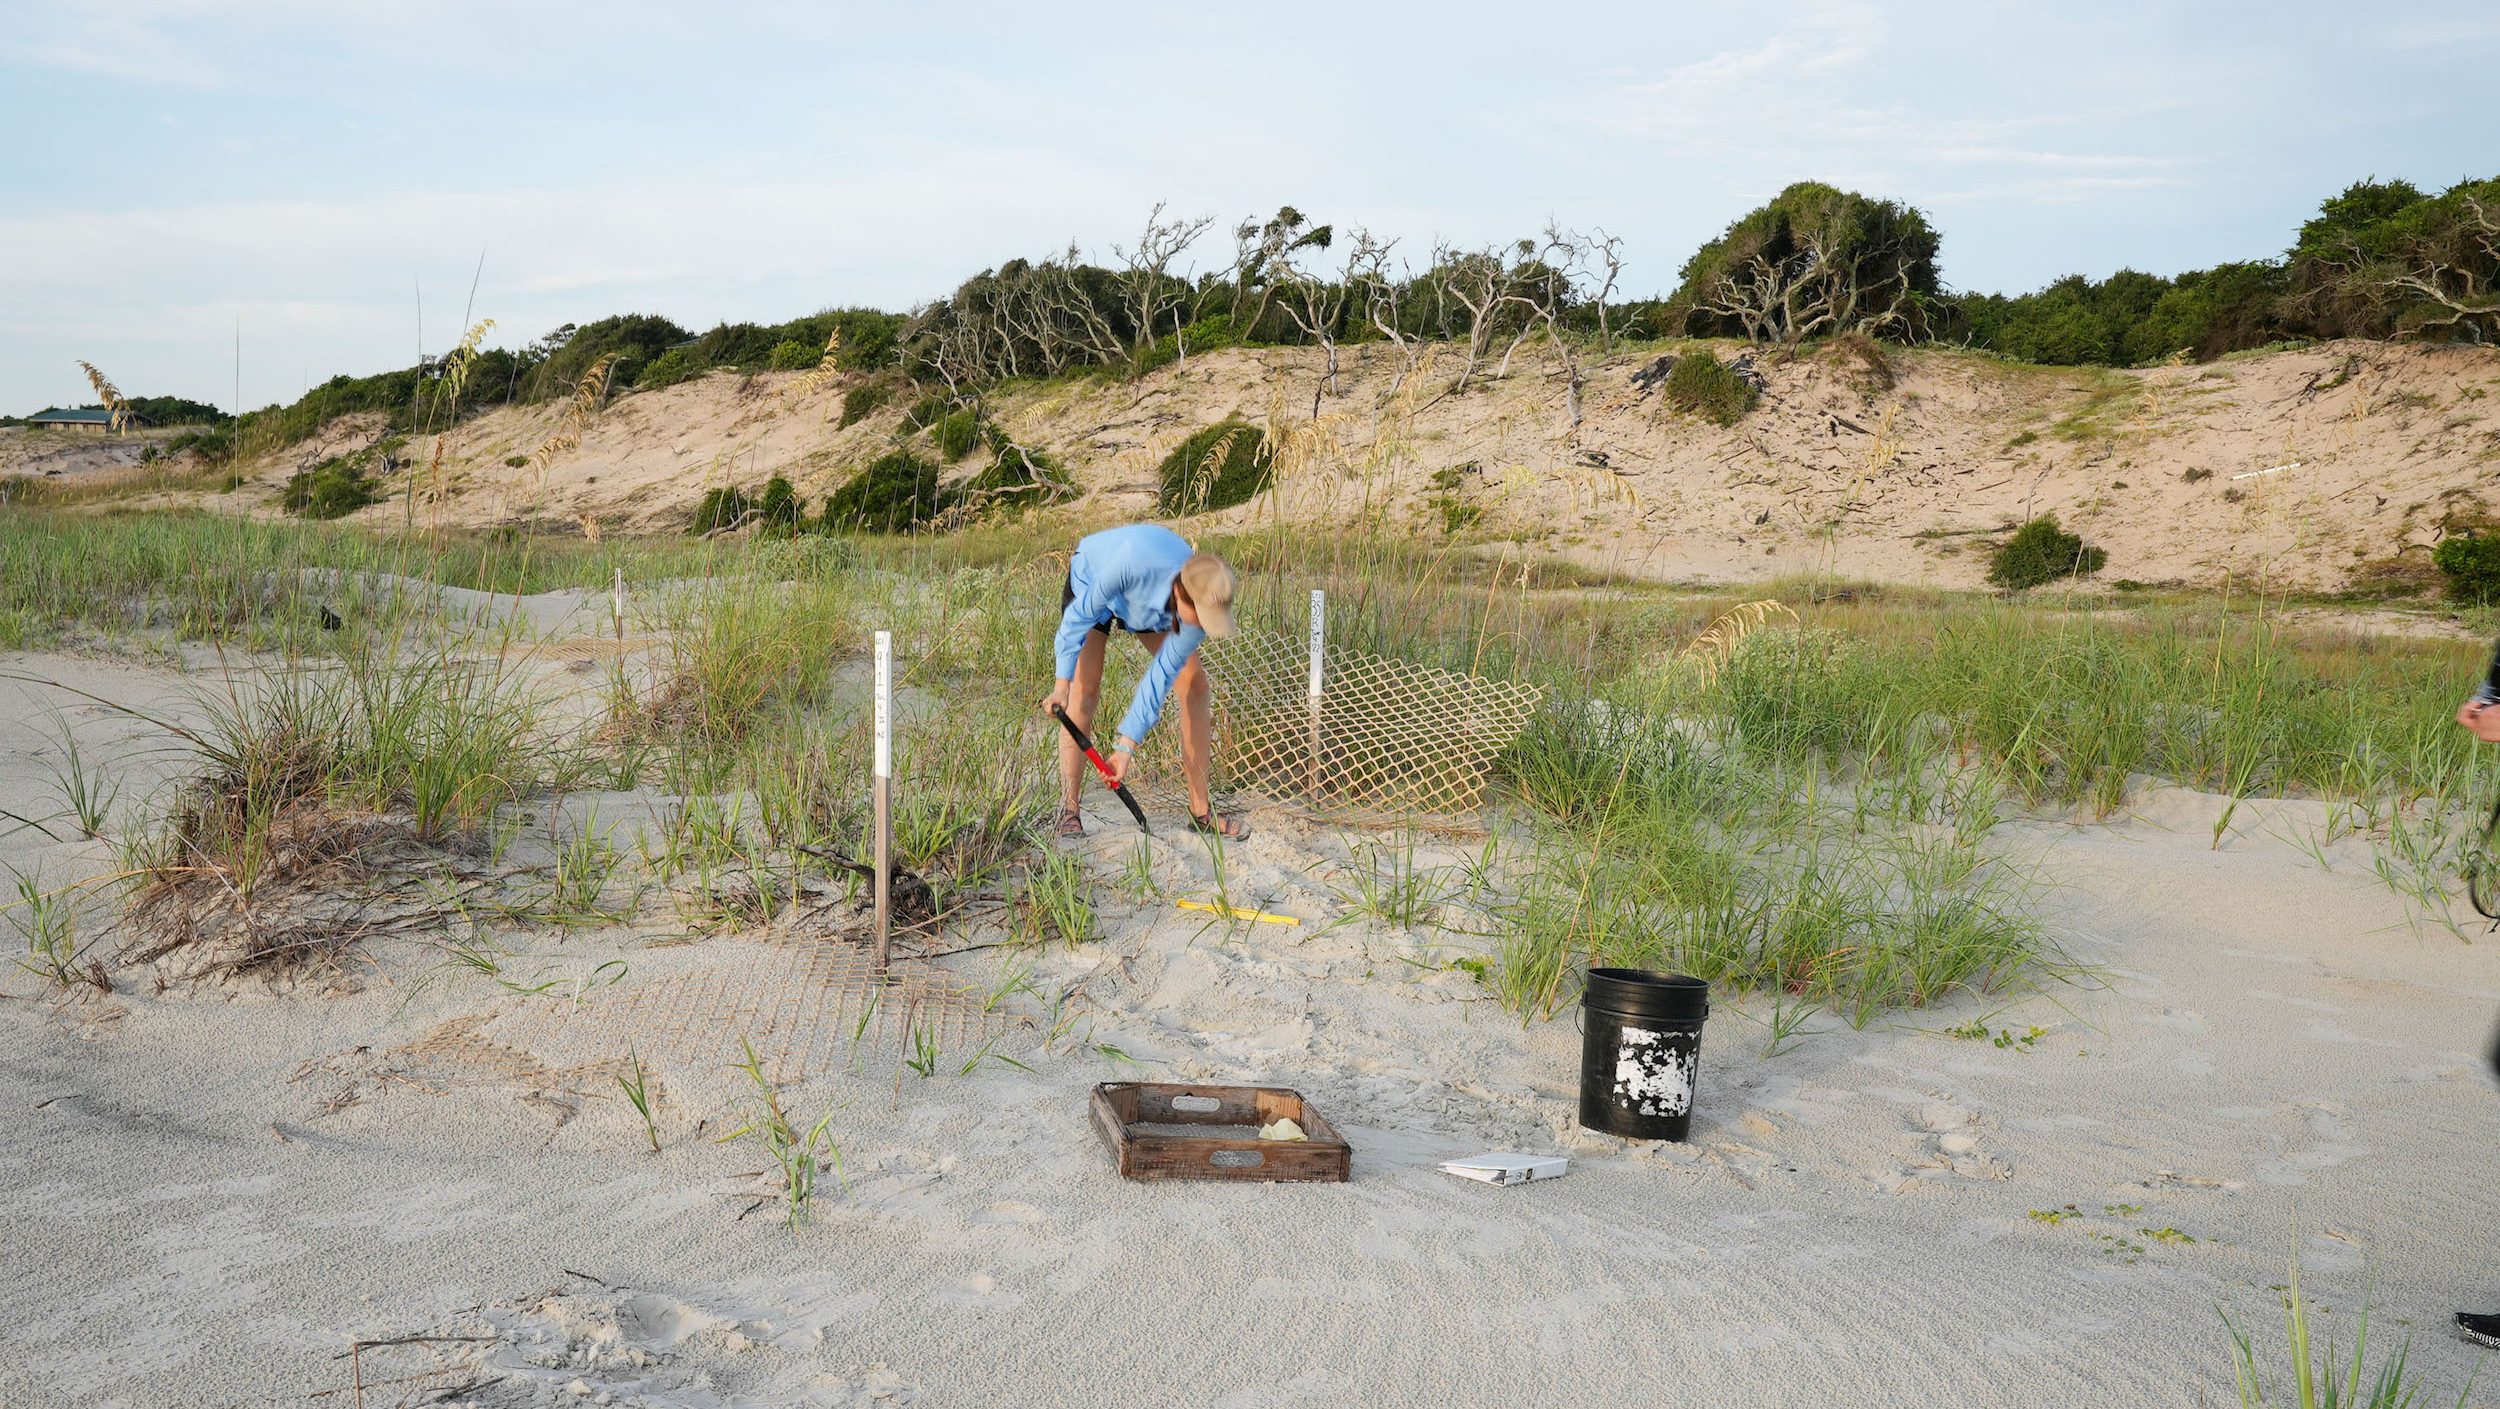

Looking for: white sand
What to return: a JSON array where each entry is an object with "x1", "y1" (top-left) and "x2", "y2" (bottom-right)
[{"x1": 6, "y1": 648, "x2": 2500, "y2": 1407}]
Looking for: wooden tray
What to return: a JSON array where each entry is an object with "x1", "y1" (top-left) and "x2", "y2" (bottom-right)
[{"x1": 1090, "y1": 1082, "x2": 1352, "y2": 1182}]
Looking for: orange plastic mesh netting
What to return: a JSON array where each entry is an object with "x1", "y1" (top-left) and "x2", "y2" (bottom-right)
[{"x1": 1129, "y1": 631, "x2": 1543, "y2": 818}]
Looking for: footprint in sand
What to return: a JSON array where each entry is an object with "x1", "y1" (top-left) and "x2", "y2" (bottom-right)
[
  {"x1": 971, "y1": 1200, "x2": 1043, "y2": 1227},
  {"x1": 1908, "y1": 1102, "x2": 2008, "y2": 1181},
  {"x1": 1916, "y1": 1102, "x2": 1976, "y2": 1133},
  {"x1": 2252, "y1": 1105, "x2": 2367, "y2": 1186},
  {"x1": 814, "y1": 1363, "x2": 924, "y2": 1405},
  {"x1": 931, "y1": 1273, "x2": 1016, "y2": 1309},
  {"x1": 2136, "y1": 1006, "x2": 2207, "y2": 1033}
]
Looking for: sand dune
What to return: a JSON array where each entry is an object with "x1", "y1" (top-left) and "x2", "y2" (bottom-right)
[{"x1": 191, "y1": 338, "x2": 2500, "y2": 595}]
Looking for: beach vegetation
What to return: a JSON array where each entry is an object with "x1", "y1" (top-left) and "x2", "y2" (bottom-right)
[
  {"x1": 1157, "y1": 421, "x2": 1271, "y2": 515},
  {"x1": 1989, "y1": 515, "x2": 2106, "y2": 590},
  {"x1": 1662, "y1": 349, "x2": 1760, "y2": 425},
  {"x1": 2432, "y1": 533, "x2": 2500, "y2": 603},
  {"x1": 723, "y1": 1038, "x2": 841, "y2": 1230},
  {"x1": 2222, "y1": 1252, "x2": 2476, "y2": 1408}
]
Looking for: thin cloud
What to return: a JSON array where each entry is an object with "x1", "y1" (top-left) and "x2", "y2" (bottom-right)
[{"x1": 1934, "y1": 148, "x2": 2197, "y2": 172}]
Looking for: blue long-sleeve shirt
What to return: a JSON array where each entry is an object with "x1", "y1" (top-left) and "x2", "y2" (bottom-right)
[{"x1": 1055, "y1": 524, "x2": 1206, "y2": 744}]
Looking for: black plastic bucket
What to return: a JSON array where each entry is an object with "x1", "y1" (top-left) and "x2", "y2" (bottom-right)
[{"x1": 1578, "y1": 968, "x2": 1709, "y2": 1141}]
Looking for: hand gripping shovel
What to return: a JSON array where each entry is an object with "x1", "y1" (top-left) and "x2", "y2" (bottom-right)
[{"x1": 1051, "y1": 704, "x2": 1150, "y2": 834}]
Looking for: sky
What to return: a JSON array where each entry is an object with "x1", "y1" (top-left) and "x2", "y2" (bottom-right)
[{"x1": 3, "y1": 0, "x2": 2495, "y2": 416}]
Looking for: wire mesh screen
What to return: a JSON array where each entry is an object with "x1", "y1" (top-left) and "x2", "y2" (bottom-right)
[{"x1": 1128, "y1": 632, "x2": 1541, "y2": 817}]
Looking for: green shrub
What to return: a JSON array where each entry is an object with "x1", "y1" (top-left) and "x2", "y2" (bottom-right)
[
  {"x1": 694, "y1": 309, "x2": 903, "y2": 373},
  {"x1": 1156, "y1": 420, "x2": 1272, "y2": 515},
  {"x1": 930, "y1": 407, "x2": 984, "y2": 460},
  {"x1": 2433, "y1": 534, "x2": 2500, "y2": 603},
  {"x1": 280, "y1": 458, "x2": 378, "y2": 520},
  {"x1": 957, "y1": 428, "x2": 1056, "y2": 516},
  {"x1": 821, "y1": 450, "x2": 948, "y2": 533},
  {"x1": 898, "y1": 392, "x2": 951, "y2": 433},
  {"x1": 635, "y1": 347, "x2": 704, "y2": 391},
  {"x1": 757, "y1": 475, "x2": 803, "y2": 531},
  {"x1": 1663, "y1": 351, "x2": 1759, "y2": 426},
  {"x1": 838, "y1": 379, "x2": 896, "y2": 428},
  {"x1": 766, "y1": 339, "x2": 822, "y2": 372},
  {"x1": 691, "y1": 485, "x2": 752, "y2": 534},
  {"x1": 167, "y1": 425, "x2": 236, "y2": 461},
  {"x1": 1127, "y1": 314, "x2": 1241, "y2": 378},
  {"x1": 529, "y1": 313, "x2": 690, "y2": 400},
  {"x1": 1988, "y1": 515, "x2": 2107, "y2": 589}
]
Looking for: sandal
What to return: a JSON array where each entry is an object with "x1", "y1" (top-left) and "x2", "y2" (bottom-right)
[
  {"x1": 1055, "y1": 807, "x2": 1087, "y2": 839},
  {"x1": 1187, "y1": 811, "x2": 1250, "y2": 842}
]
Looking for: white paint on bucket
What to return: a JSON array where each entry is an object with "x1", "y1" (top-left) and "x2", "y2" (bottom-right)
[{"x1": 1614, "y1": 1027, "x2": 1694, "y2": 1117}]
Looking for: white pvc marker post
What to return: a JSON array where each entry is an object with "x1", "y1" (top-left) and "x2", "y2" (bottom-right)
[
  {"x1": 611, "y1": 567, "x2": 625, "y2": 643},
  {"x1": 872, "y1": 630, "x2": 893, "y2": 971},
  {"x1": 1307, "y1": 589, "x2": 1325, "y2": 797}
]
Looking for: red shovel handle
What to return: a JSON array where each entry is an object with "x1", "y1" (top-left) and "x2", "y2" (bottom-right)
[
  {"x1": 1053, "y1": 704, "x2": 1119, "y2": 782},
  {"x1": 1050, "y1": 705, "x2": 1151, "y2": 834}
]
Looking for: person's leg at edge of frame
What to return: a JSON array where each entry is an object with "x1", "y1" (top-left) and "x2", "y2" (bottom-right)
[
  {"x1": 1176, "y1": 654, "x2": 1213, "y2": 818},
  {"x1": 2453, "y1": 655, "x2": 2500, "y2": 1350},
  {"x1": 1057, "y1": 631, "x2": 1109, "y2": 831}
]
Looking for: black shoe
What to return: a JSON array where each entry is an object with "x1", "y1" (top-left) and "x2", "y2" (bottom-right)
[{"x1": 2458, "y1": 1311, "x2": 2500, "y2": 1350}]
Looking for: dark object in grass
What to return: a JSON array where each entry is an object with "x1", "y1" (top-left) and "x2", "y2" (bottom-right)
[
  {"x1": 756, "y1": 475, "x2": 802, "y2": 529},
  {"x1": 795, "y1": 842, "x2": 936, "y2": 929}
]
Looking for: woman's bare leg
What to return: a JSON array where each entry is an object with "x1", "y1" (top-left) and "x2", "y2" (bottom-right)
[
  {"x1": 1125, "y1": 632, "x2": 1213, "y2": 816},
  {"x1": 1058, "y1": 631, "x2": 1108, "y2": 814},
  {"x1": 1176, "y1": 655, "x2": 1214, "y2": 817}
]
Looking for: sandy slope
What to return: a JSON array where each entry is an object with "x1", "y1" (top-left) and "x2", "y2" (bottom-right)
[
  {"x1": 6, "y1": 640, "x2": 2500, "y2": 1408},
  {"x1": 0, "y1": 426, "x2": 180, "y2": 485},
  {"x1": 197, "y1": 338, "x2": 2500, "y2": 594}
]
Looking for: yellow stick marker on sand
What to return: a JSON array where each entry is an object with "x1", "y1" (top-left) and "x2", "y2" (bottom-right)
[{"x1": 1175, "y1": 899, "x2": 1300, "y2": 927}]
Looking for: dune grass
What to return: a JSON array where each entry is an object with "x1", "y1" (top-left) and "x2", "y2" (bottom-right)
[
  {"x1": 8, "y1": 503, "x2": 2494, "y2": 1018},
  {"x1": 2222, "y1": 1251, "x2": 2479, "y2": 1408},
  {"x1": 0, "y1": 509, "x2": 723, "y2": 648}
]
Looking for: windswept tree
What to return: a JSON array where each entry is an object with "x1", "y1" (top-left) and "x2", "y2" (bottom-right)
[
  {"x1": 1517, "y1": 224, "x2": 1610, "y2": 427},
  {"x1": 1670, "y1": 181, "x2": 1943, "y2": 344},
  {"x1": 906, "y1": 248, "x2": 1132, "y2": 388},
  {"x1": 2289, "y1": 176, "x2": 2500, "y2": 343},
  {"x1": 2385, "y1": 190, "x2": 2499, "y2": 341},
  {"x1": 1277, "y1": 223, "x2": 1365, "y2": 398},
  {"x1": 1349, "y1": 231, "x2": 1417, "y2": 388},
  {"x1": 1578, "y1": 226, "x2": 1628, "y2": 356},
  {"x1": 1219, "y1": 206, "x2": 1329, "y2": 336},
  {"x1": 1112, "y1": 202, "x2": 1214, "y2": 356},
  {"x1": 1427, "y1": 241, "x2": 1533, "y2": 391}
]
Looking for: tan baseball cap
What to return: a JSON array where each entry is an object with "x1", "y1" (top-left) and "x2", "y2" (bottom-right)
[{"x1": 1178, "y1": 552, "x2": 1237, "y2": 638}]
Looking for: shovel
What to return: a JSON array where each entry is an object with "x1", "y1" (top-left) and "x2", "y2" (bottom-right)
[{"x1": 1051, "y1": 704, "x2": 1150, "y2": 834}]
